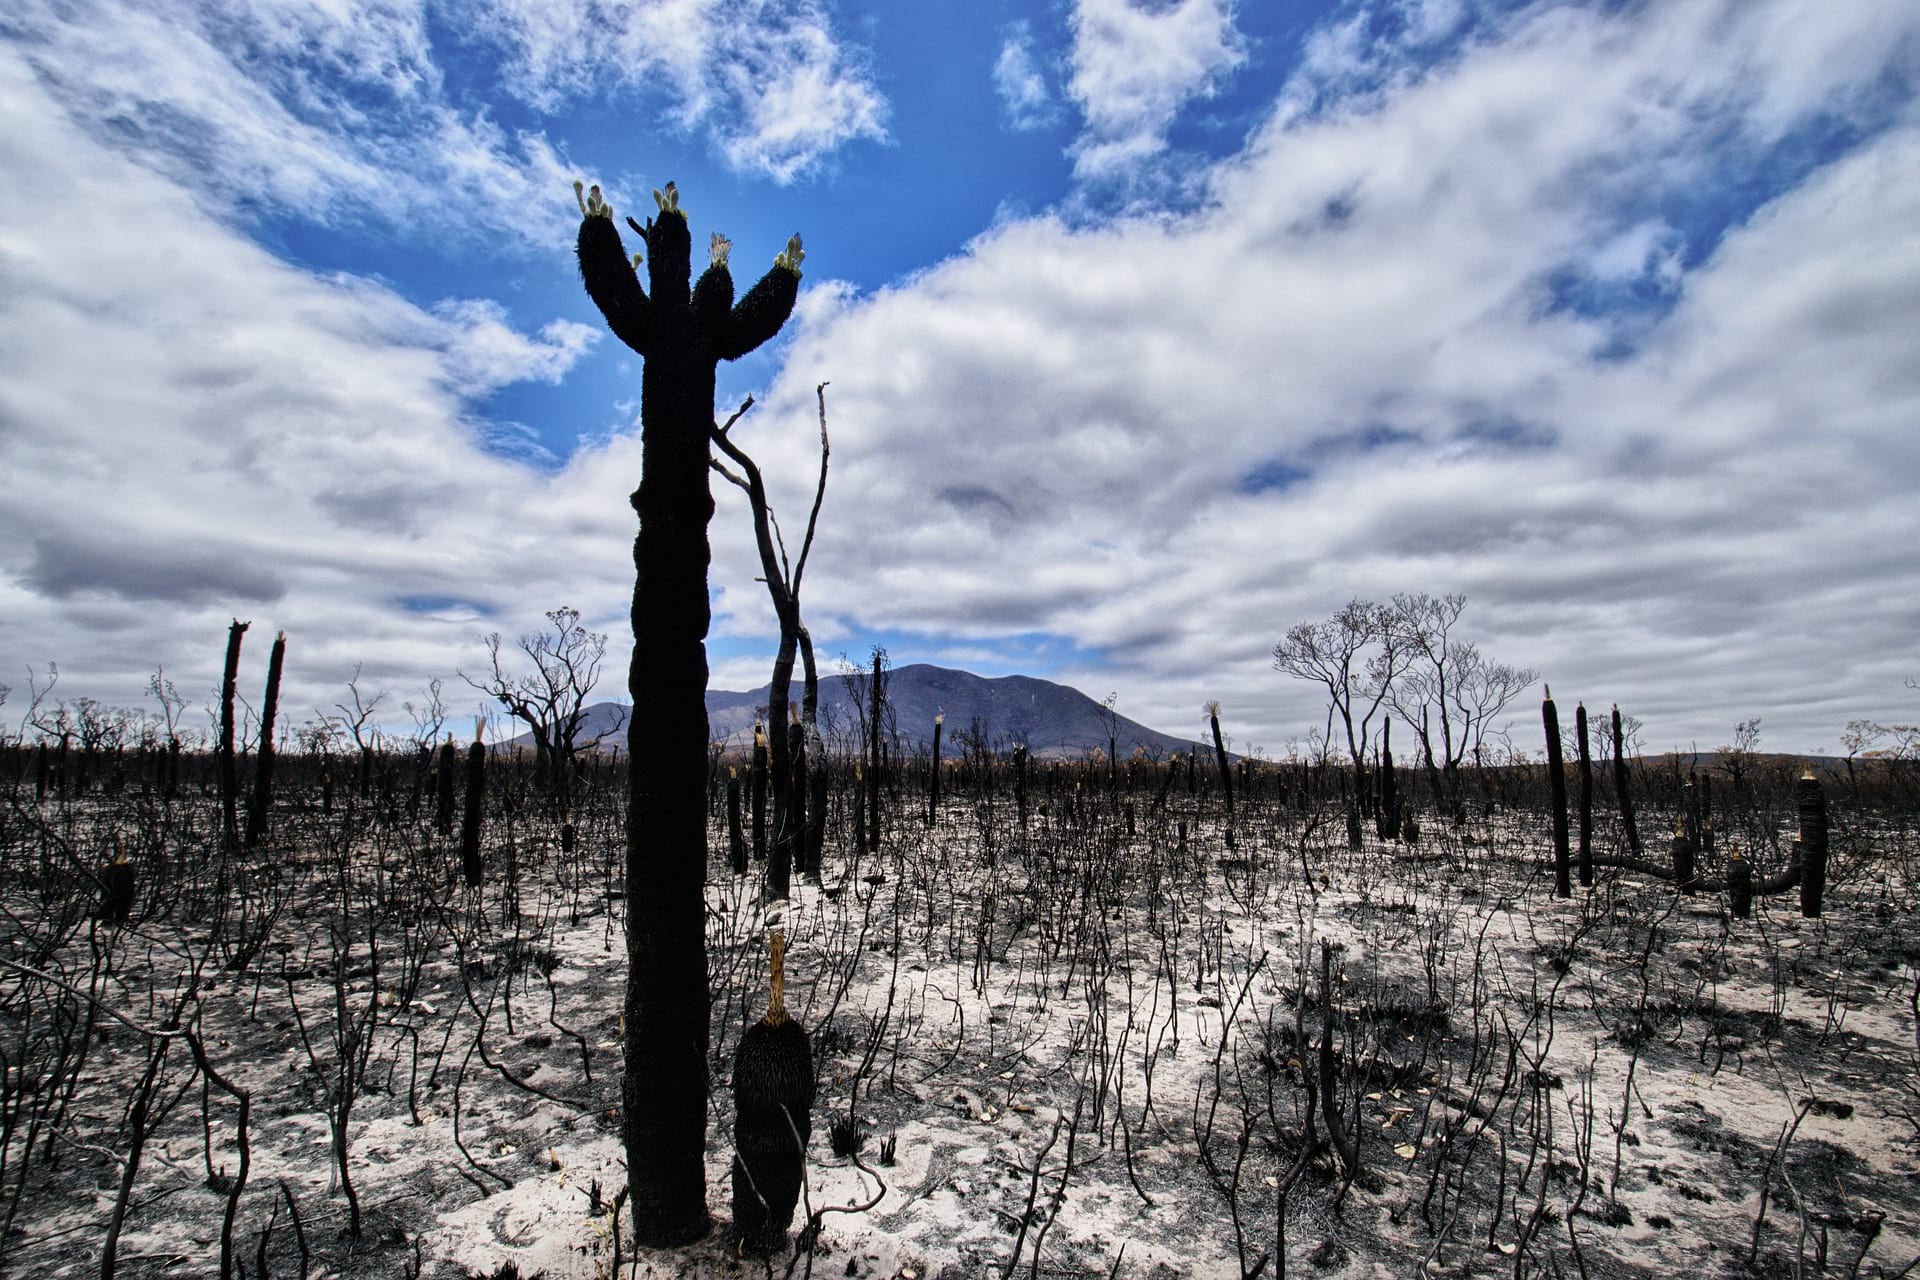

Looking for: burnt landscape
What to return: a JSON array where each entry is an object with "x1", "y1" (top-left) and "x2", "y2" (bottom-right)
[
  {"x1": 2, "y1": 710, "x2": 1917, "y2": 1279},
  {"x1": 4, "y1": 3, "x2": 1918, "y2": 1279}
]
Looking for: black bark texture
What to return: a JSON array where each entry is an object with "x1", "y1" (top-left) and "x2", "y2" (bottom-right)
[
  {"x1": 1544, "y1": 691, "x2": 1570, "y2": 899},
  {"x1": 460, "y1": 738, "x2": 486, "y2": 888},
  {"x1": 578, "y1": 191, "x2": 799, "y2": 1247},
  {"x1": 731, "y1": 1018, "x2": 814, "y2": 1254},
  {"x1": 244, "y1": 631, "x2": 285, "y2": 849},
  {"x1": 218, "y1": 620, "x2": 249, "y2": 852}
]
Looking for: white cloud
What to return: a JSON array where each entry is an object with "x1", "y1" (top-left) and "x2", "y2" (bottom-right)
[
  {"x1": 1582, "y1": 220, "x2": 1681, "y2": 285},
  {"x1": 4, "y1": 0, "x2": 583, "y2": 247},
  {"x1": 2, "y1": 0, "x2": 1917, "y2": 761},
  {"x1": 427, "y1": 301, "x2": 600, "y2": 392},
  {"x1": 994, "y1": 21, "x2": 1058, "y2": 131},
  {"x1": 713, "y1": 0, "x2": 1920, "y2": 753},
  {"x1": 2, "y1": 0, "x2": 885, "y2": 253},
  {"x1": 1065, "y1": 0, "x2": 1247, "y2": 180},
  {"x1": 0, "y1": 45, "x2": 632, "y2": 728},
  {"x1": 470, "y1": 0, "x2": 889, "y2": 184}
]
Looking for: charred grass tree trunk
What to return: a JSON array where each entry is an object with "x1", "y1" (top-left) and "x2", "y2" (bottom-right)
[
  {"x1": 244, "y1": 630, "x2": 285, "y2": 849},
  {"x1": 1207, "y1": 702, "x2": 1235, "y2": 850},
  {"x1": 1543, "y1": 688, "x2": 1571, "y2": 898},
  {"x1": 799, "y1": 632, "x2": 827, "y2": 878},
  {"x1": 866, "y1": 649, "x2": 886, "y2": 853},
  {"x1": 1797, "y1": 769, "x2": 1827, "y2": 918},
  {"x1": 460, "y1": 728, "x2": 486, "y2": 888},
  {"x1": 218, "y1": 620, "x2": 249, "y2": 854},
  {"x1": 1375, "y1": 716, "x2": 1396, "y2": 841},
  {"x1": 1576, "y1": 702, "x2": 1594, "y2": 888},
  {"x1": 577, "y1": 180, "x2": 802, "y2": 1246},
  {"x1": 1673, "y1": 773, "x2": 1700, "y2": 892},
  {"x1": 732, "y1": 910, "x2": 813, "y2": 1254},
  {"x1": 435, "y1": 737, "x2": 457, "y2": 838},
  {"x1": 786, "y1": 717, "x2": 808, "y2": 884},
  {"x1": 728, "y1": 767, "x2": 748, "y2": 875},
  {"x1": 928, "y1": 713, "x2": 944, "y2": 826},
  {"x1": 766, "y1": 646, "x2": 797, "y2": 893},
  {"x1": 1013, "y1": 744, "x2": 1029, "y2": 834},
  {"x1": 1612, "y1": 704, "x2": 1643, "y2": 861},
  {"x1": 752, "y1": 722, "x2": 769, "y2": 864}
]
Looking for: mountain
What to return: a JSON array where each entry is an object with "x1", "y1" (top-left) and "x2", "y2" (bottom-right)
[{"x1": 510, "y1": 664, "x2": 1207, "y2": 760}]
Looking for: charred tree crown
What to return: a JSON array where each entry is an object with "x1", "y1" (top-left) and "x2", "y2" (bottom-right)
[{"x1": 574, "y1": 180, "x2": 801, "y2": 366}]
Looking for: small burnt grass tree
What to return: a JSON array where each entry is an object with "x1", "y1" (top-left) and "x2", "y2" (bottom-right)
[
  {"x1": 575, "y1": 179, "x2": 802, "y2": 1246},
  {"x1": 244, "y1": 630, "x2": 285, "y2": 849},
  {"x1": 732, "y1": 904, "x2": 814, "y2": 1255}
]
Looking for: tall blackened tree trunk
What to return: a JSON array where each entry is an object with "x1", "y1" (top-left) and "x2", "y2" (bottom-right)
[
  {"x1": 786, "y1": 717, "x2": 809, "y2": 880},
  {"x1": 867, "y1": 647, "x2": 887, "y2": 851},
  {"x1": 1575, "y1": 703, "x2": 1594, "y2": 888},
  {"x1": 727, "y1": 767, "x2": 748, "y2": 875},
  {"x1": 245, "y1": 631, "x2": 285, "y2": 848},
  {"x1": 1611, "y1": 704, "x2": 1643, "y2": 862},
  {"x1": 928, "y1": 714, "x2": 944, "y2": 826},
  {"x1": 577, "y1": 181, "x2": 801, "y2": 1246},
  {"x1": 1544, "y1": 688, "x2": 1570, "y2": 899},
  {"x1": 799, "y1": 635, "x2": 827, "y2": 878},
  {"x1": 460, "y1": 730, "x2": 487, "y2": 887},
  {"x1": 1797, "y1": 770, "x2": 1827, "y2": 918},
  {"x1": 766, "y1": 645, "x2": 796, "y2": 891},
  {"x1": 436, "y1": 738, "x2": 457, "y2": 837},
  {"x1": 751, "y1": 722, "x2": 769, "y2": 863},
  {"x1": 1207, "y1": 702, "x2": 1235, "y2": 850},
  {"x1": 1375, "y1": 716, "x2": 1396, "y2": 841},
  {"x1": 1013, "y1": 744, "x2": 1029, "y2": 833},
  {"x1": 218, "y1": 620, "x2": 249, "y2": 853}
]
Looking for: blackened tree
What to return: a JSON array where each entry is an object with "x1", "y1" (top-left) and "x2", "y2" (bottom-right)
[
  {"x1": 462, "y1": 606, "x2": 614, "y2": 808},
  {"x1": 574, "y1": 179, "x2": 802, "y2": 1246},
  {"x1": 1387, "y1": 593, "x2": 1536, "y2": 824},
  {"x1": 1272, "y1": 599, "x2": 1408, "y2": 844},
  {"x1": 709, "y1": 385, "x2": 832, "y2": 892}
]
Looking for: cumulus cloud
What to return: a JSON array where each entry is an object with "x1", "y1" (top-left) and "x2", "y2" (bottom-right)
[
  {"x1": 713, "y1": 0, "x2": 1920, "y2": 753},
  {"x1": 2, "y1": 0, "x2": 1916, "y2": 761},
  {"x1": 1065, "y1": 0, "x2": 1247, "y2": 180},
  {"x1": 468, "y1": 0, "x2": 888, "y2": 183},
  {"x1": 994, "y1": 21, "x2": 1059, "y2": 131},
  {"x1": 0, "y1": 45, "x2": 633, "y2": 731},
  {"x1": 1, "y1": 0, "x2": 884, "y2": 249}
]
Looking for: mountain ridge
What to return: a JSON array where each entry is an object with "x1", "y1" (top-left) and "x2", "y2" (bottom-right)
[{"x1": 513, "y1": 663, "x2": 1209, "y2": 761}]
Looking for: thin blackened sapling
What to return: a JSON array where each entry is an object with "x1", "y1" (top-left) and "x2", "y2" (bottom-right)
[
  {"x1": 575, "y1": 178, "x2": 802, "y2": 1245},
  {"x1": 709, "y1": 384, "x2": 833, "y2": 893}
]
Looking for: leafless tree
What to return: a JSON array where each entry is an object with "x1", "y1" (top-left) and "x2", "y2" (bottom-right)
[
  {"x1": 403, "y1": 678, "x2": 449, "y2": 753},
  {"x1": 462, "y1": 607, "x2": 615, "y2": 806},
  {"x1": 709, "y1": 386, "x2": 831, "y2": 891},
  {"x1": 1272, "y1": 599, "x2": 1410, "y2": 838},
  {"x1": 1716, "y1": 716, "x2": 1763, "y2": 791},
  {"x1": 21, "y1": 663, "x2": 63, "y2": 740},
  {"x1": 840, "y1": 645, "x2": 895, "y2": 856},
  {"x1": 1388, "y1": 593, "x2": 1537, "y2": 822},
  {"x1": 330, "y1": 665, "x2": 388, "y2": 798},
  {"x1": 146, "y1": 667, "x2": 188, "y2": 745}
]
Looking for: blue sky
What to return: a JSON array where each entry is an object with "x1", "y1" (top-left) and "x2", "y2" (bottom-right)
[{"x1": 1, "y1": 0, "x2": 1916, "y2": 757}]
